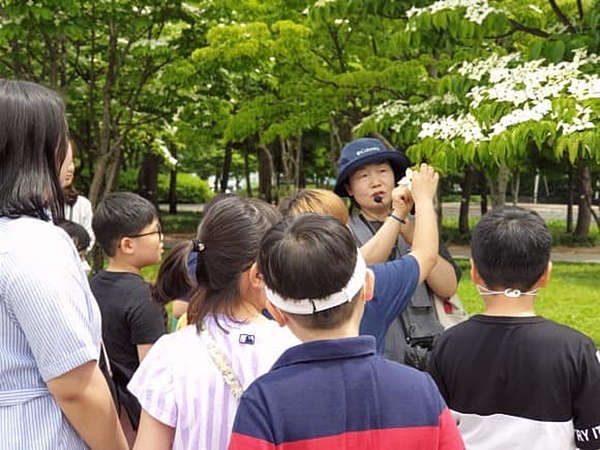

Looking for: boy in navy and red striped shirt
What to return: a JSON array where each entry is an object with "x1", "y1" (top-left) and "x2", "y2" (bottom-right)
[{"x1": 229, "y1": 210, "x2": 464, "y2": 449}]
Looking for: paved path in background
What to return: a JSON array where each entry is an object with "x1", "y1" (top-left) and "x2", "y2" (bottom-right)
[
  {"x1": 447, "y1": 245, "x2": 600, "y2": 264},
  {"x1": 161, "y1": 201, "x2": 582, "y2": 222},
  {"x1": 162, "y1": 202, "x2": 600, "y2": 264},
  {"x1": 441, "y1": 202, "x2": 579, "y2": 222}
]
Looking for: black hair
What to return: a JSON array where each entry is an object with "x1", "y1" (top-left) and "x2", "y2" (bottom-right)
[
  {"x1": 152, "y1": 193, "x2": 235, "y2": 306},
  {"x1": 152, "y1": 241, "x2": 197, "y2": 306},
  {"x1": 258, "y1": 214, "x2": 360, "y2": 329},
  {"x1": 181, "y1": 196, "x2": 281, "y2": 331},
  {"x1": 472, "y1": 207, "x2": 552, "y2": 291},
  {"x1": 0, "y1": 79, "x2": 69, "y2": 222},
  {"x1": 92, "y1": 192, "x2": 158, "y2": 257},
  {"x1": 58, "y1": 220, "x2": 91, "y2": 252}
]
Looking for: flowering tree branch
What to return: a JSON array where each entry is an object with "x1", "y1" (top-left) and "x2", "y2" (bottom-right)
[
  {"x1": 548, "y1": 0, "x2": 577, "y2": 33},
  {"x1": 508, "y1": 19, "x2": 550, "y2": 38},
  {"x1": 576, "y1": 0, "x2": 584, "y2": 20}
]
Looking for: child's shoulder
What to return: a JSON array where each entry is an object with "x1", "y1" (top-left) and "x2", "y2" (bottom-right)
[
  {"x1": 1, "y1": 217, "x2": 78, "y2": 269},
  {"x1": 536, "y1": 317, "x2": 597, "y2": 348},
  {"x1": 91, "y1": 270, "x2": 150, "y2": 296}
]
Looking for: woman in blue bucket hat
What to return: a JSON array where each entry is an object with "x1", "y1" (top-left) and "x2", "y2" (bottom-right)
[{"x1": 335, "y1": 137, "x2": 463, "y2": 370}]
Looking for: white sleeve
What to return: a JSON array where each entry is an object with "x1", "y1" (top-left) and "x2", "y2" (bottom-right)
[{"x1": 76, "y1": 196, "x2": 95, "y2": 250}]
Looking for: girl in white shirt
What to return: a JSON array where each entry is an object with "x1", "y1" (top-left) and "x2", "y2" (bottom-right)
[{"x1": 129, "y1": 195, "x2": 299, "y2": 450}]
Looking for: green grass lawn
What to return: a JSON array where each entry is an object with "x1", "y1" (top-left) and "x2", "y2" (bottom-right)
[{"x1": 455, "y1": 259, "x2": 600, "y2": 346}]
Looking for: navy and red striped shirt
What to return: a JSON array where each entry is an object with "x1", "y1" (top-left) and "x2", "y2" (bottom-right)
[{"x1": 229, "y1": 336, "x2": 464, "y2": 450}]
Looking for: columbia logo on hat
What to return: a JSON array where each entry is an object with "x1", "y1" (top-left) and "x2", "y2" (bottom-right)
[{"x1": 356, "y1": 146, "x2": 383, "y2": 156}]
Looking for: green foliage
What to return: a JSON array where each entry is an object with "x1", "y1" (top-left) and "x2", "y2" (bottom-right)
[
  {"x1": 158, "y1": 210, "x2": 202, "y2": 235},
  {"x1": 116, "y1": 169, "x2": 139, "y2": 193},
  {"x1": 157, "y1": 173, "x2": 213, "y2": 204},
  {"x1": 115, "y1": 170, "x2": 213, "y2": 204}
]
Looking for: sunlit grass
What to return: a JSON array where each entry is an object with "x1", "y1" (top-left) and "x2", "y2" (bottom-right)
[{"x1": 455, "y1": 260, "x2": 600, "y2": 346}]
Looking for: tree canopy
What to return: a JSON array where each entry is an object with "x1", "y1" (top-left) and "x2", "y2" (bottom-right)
[{"x1": 1, "y1": 0, "x2": 598, "y2": 233}]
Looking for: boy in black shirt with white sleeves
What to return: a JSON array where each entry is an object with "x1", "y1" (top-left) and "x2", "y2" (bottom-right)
[{"x1": 428, "y1": 207, "x2": 600, "y2": 450}]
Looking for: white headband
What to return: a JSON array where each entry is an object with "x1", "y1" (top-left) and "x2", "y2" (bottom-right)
[{"x1": 265, "y1": 251, "x2": 367, "y2": 315}]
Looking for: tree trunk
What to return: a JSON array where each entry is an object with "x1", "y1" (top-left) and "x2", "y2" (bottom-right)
[
  {"x1": 294, "y1": 134, "x2": 303, "y2": 190},
  {"x1": 567, "y1": 168, "x2": 574, "y2": 233},
  {"x1": 479, "y1": 170, "x2": 488, "y2": 216},
  {"x1": 279, "y1": 135, "x2": 304, "y2": 194},
  {"x1": 243, "y1": 144, "x2": 252, "y2": 198},
  {"x1": 213, "y1": 172, "x2": 220, "y2": 193},
  {"x1": 88, "y1": 20, "x2": 119, "y2": 208},
  {"x1": 138, "y1": 153, "x2": 161, "y2": 207},
  {"x1": 511, "y1": 171, "x2": 520, "y2": 206},
  {"x1": 168, "y1": 166, "x2": 177, "y2": 214},
  {"x1": 459, "y1": 166, "x2": 474, "y2": 234},
  {"x1": 220, "y1": 143, "x2": 233, "y2": 193},
  {"x1": 167, "y1": 142, "x2": 177, "y2": 214},
  {"x1": 105, "y1": 153, "x2": 122, "y2": 200},
  {"x1": 487, "y1": 164, "x2": 508, "y2": 208},
  {"x1": 258, "y1": 145, "x2": 274, "y2": 203},
  {"x1": 279, "y1": 137, "x2": 292, "y2": 195},
  {"x1": 574, "y1": 162, "x2": 592, "y2": 237},
  {"x1": 329, "y1": 113, "x2": 354, "y2": 174}
]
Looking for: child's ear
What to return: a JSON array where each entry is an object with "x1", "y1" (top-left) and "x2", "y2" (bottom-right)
[
  {"x1": 265, "y1": 301, "x2": 288, "y2": 327},
  {"x1": 536, "y1": 261, "x2": 552, "y2": 287},
  {"x1": 362, "y1": 268, "x2": 375, "y2": 302},
  {"x1": 469, "y1": 258, "x2": 483, "y2": 285},
  {"x1": 119, "y1": 236, "x2": 135, "y2": 254},
  {"x1": 247, "y1": 262, "x2": 263, "y2": 289}
]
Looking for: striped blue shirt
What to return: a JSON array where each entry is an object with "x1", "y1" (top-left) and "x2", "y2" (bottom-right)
[{"x1": 0, "y1": 216, "x2": 101, "y2": 449}]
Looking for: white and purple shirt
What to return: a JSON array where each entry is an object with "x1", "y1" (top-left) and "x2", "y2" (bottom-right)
[{"x1": 128, "y1": 315, "x2": 299, "y2": 450}]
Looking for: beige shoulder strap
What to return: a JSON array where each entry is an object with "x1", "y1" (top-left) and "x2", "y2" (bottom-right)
[{"x1": 200, "y1": 329, "x2": 244, "y2": 401}]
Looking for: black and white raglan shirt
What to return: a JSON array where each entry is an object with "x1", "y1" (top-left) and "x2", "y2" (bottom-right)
[{"x1": 429, "y1": 315, "x2": 600, "y2": 450}]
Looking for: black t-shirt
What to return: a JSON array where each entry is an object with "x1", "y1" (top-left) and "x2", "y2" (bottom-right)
[
  {"x1": 428, "y1": 315, "x2": 600, "y2": 449},
  {"x1": 90, "y1": 271, "x2": 166, "y2": 427}
]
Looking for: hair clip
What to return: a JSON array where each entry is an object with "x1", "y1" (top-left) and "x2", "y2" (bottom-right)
[{"x1": 192, "y1": 239, "x2": 205, "y2": 253}]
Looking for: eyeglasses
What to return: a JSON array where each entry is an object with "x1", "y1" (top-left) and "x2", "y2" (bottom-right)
[{"x1": 129, "y1": 223, "x2": 163, "y2": 240}]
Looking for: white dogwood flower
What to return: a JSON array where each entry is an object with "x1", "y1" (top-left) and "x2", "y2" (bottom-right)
[{"x1": 406, "y1": 0, "x2": 505, "y2": 24}]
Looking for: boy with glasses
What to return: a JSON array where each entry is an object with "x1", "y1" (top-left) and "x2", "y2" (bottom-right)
[{"x1": 91, "y1": 192, "x2": 166, "y2": 443}]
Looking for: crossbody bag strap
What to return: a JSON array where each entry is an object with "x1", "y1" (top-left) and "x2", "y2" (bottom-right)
[
  {"x1": 200, "y1": 329, "x2": 244, "y2": 401},
  {"x1": 355, "y1": 214, "x2": 399, "y2": 260},
  {"x1": 101, "y1": 341, "x2": 113, "y2": 377}
]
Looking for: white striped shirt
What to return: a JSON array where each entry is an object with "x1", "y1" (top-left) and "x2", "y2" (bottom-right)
[
  {"x1": 0, "y1": 216, "x2": 102, "y2": 449},
  {"x1": 129, "y1": 315, "x2": 299, "y2": 450}
]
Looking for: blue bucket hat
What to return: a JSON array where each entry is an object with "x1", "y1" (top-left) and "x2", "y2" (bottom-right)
[{"x1": 334, "y1": 138, "x2": 411, "y2": 197}]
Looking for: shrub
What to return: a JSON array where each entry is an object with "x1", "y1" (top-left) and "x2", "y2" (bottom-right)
[
  {"x1": 117, "y1": 169, "x2": 139, "y2": 193},
  {"x1": 116, "y1": 170, "x2": 213, "y2": 204},
  {"x1": 158, "y1": 172, "x2": 213, "y2": 204}
]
